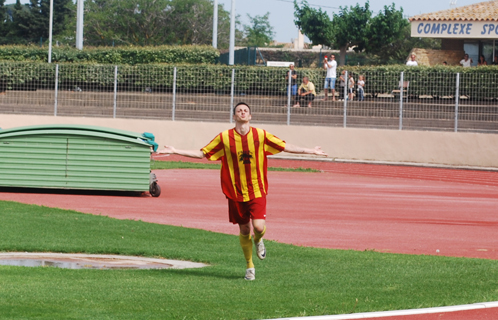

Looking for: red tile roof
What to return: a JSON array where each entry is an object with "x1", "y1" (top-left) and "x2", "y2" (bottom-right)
[{"x1": 410, "y1": 0, "x2": 498, "y2": 21}]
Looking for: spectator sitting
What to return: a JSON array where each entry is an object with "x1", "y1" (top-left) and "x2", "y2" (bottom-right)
[
  {"x1": 492, "y1": 56, "x2": 498, "y2": 65},
  {"x1": 293, "y1": 76, "x2": 316, "y2": 108},
  {"x1": 285, "y1": 64, "x2": 298, "y2": 97},
  {"x1": 460, "y1": 54, "x2": 473, "y2": 67}
]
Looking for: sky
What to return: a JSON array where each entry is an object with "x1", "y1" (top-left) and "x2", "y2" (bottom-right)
[{"x1": 5, "y1": 0, "x2": 482, "y2": 43}]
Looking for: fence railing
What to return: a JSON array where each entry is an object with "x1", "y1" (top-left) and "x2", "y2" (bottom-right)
[{"x1": 0, "y1": 64, "x2": 497, "y2": 134}]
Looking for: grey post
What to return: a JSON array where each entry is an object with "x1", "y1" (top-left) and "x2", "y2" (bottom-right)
[
  {"x1": 287, "y1": 68, "x2": 292, "y2": 125},
  {"x1": 212, "y1": 0, "x2": 218, "y2": 48},
  {"x1": 113, "y1": 66, "x2": 118, "y2": 119},
  {"x1": 454, "y1": 73, "x2": 460, "y2": 132},
  {"x1": 172, "y1": 67, "x2": 177, "y2": 121},
  {"x1": 54, "y1": 64, "x2": 58, "y2": 116},
  {"x1": 48, "y1": 0, "x2": 53, "y2": 63},
  {"x1": 230, "y1": 69, "x2": 235, "y2": 123},
  {"x1": 76, "y1": 0, "x2": 84, "y2": 50},
  {"x1": 343, "y1": 71, "x2": 348, "y2": 128},
  {"x1": 399, "y1": 72, "x2": 404, "y2": 130},
  {"x1": 228, "y1": 0, "x2": 235, "y2": 65}
]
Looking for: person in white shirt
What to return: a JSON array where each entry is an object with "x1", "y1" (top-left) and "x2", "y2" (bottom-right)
[
  {"x1": 323, "y1": 55, "x2": 337, "y2": 101},
  {"x1": 460, "y1": 54, "x2": 473, "y2": 67},
  {"x1": 357, "y1": 75, "x2": 365, "y2": 101},
  {"x1": 406, "y1": 53, "x2": 418, "y2": 66}
]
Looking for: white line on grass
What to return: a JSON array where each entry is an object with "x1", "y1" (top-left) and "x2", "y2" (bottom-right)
[{"x1": 269, "y1": 301, "x2": 498, "y2": 320}]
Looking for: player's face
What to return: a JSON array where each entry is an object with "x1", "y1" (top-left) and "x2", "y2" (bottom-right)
[{"x1": 233, "y1": 105, "x2": 251, "y2": 123}]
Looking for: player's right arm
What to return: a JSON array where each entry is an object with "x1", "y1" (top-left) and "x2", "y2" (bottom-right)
[{"x1": 157, "y1": 146, "x2": 205, "y2": 159}]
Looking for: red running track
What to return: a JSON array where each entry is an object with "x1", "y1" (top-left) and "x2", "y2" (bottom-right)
[{"x1": 1, "y1": 157, "x2": 498, "y2": 320}]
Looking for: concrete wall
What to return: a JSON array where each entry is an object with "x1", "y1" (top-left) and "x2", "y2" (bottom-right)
[
  {"x1": 409, "y1": 48, "x2": 465, "y2": 66},
  {"x1": 1, "y1": 114, "x2": 497, "y2": 168}
]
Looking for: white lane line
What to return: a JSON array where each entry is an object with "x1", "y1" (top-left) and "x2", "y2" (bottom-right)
[{"x1": 268, "y1": 301, "x2": 498, "y2": 320}]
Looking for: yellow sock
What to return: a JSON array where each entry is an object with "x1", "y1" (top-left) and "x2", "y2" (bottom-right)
[
  {"x1": 253, "y1": 225, "x2": 266, "y2": 244},
  {"x1": 239, "y1": 233, "x2": 254, "y2": 269}
]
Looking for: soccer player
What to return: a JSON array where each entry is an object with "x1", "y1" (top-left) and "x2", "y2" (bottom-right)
[{"x1": 157, "y1": 102, "x2": 327, "y2": 280}]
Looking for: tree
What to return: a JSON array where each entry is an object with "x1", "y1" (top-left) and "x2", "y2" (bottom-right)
[
  {"x1": 84, "y1": 0, "x2": 170, "y2": 46},
  {"x1": 331, "y1": 2, "x2": 371, "y2": 65},
  {"x1": 243, "y1": 12, "x2": 274, "y2": 47},
  {"x1": 9, "y1": 0, "x2": 73, "y2": 41},
  {"x1": 293, "y1": 1, "x2": 333, "y2": 48},
  {"x1": 294, "y1": 0, "x2": 409, "y2": 65},
  {"x1": 84, "y1": 0, "x2": 236, "y2": 47},
  {"x1": 365, "y1": 3, "x2": 409, "y2": 62},
  {"x1": 294, "y1": 0, "x2": 371, "y2": 65},
  {"x1": 382, "y1": 23, "x2": 441, "y2": 63},
  {"x1": 0, "y1": 0, "x2": 7, "y2": 36}
]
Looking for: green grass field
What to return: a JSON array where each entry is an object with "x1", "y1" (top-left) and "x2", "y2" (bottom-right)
[
  {"x1": 1, "y1": 199, "x2": 498, "y2": 320},
  {"x1": 151, "y1": 160, "x2": 320, "y2": 172}
]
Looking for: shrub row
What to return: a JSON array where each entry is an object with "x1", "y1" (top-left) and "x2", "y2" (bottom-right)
[
  {"x1": 0, "y1": 62, "x2": 497, "y2": 98},
  {"x1": 0, "y1": 45, "x2": 219, "y2": 64}
]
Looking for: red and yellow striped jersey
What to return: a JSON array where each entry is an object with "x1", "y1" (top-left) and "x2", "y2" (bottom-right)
[{"x1": 201, "y1": 127, "x2": 286, "y2": 202}]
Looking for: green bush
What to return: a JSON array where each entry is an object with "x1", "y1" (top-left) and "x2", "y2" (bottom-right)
[{"x1": 0, "y1": 45, "x2": 220, "y2": 64}]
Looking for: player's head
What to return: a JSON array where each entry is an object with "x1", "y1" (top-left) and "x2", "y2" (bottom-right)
[
  {"x1": 234, "y1": 102, "x2": 251, "y2": 115},
  {"x1": 233, "y1": 102, "x2": 252, "y2": 123}
]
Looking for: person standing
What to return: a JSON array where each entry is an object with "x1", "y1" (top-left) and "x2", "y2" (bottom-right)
[
  {"x1": 406, "y1": 53, "x2": 418, "y2": 66},
  {"x1": 460, "y1": 54, "x2": 473, "y2": 67},
  {"x1": 338, "y1": 70, "x2": 346, "y2": 100},
  {"x1": 478, "y1": 55, "x2": 487, "y2": 66},
  {"x1": 156, "y1": 102, "x2": 326, "y2": 281},
  {"x1": 348, "y1": 73, "x2": 355, "y2": 101},
  {"x1": 323, "y1": 55, "x2": 337, "y2": 101},
  {"x1": 285, "y1": 64, "x2": 298, "y2": 98},
  {"x1": 357, "y1": 75, "x2": 365, "y2": 101},
  {"x1": 294, "y1": 76, "x2": 316, "y2": 108}
]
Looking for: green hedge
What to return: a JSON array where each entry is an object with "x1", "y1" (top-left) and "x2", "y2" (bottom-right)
[
  {"x1": 1, "y1": 61, "x2": 497, "y2": 98},
  {"x1": 0, "y1": 45, "x2": 219, "y2": 64}
]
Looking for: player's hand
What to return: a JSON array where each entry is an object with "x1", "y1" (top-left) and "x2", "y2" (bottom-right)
[
  {"x1": 157, "y1": 145, "x2": 175, "y2": 154},
  {"x1": 313, "y1": 146, "x2": 327, "y2": 156}
]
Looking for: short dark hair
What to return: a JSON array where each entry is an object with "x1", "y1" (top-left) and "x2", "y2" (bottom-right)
[{"x1": 233, "y1": 102, "x2": 251, "y2": 115}]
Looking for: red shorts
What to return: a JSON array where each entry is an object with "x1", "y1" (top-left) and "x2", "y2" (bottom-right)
[{"x1": 228, "y1": 196, "x2": 267, "y2": 225}]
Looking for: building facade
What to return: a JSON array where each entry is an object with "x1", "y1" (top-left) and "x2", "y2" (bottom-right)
[{"x1": 410, "y1": 0, "x2": 498, "y2": 66}]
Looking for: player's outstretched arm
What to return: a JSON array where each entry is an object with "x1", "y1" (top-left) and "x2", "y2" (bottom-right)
[
  {"x1": 283, "y1": 143, "x2": 327, "y2": 156},
  {"x1": 156, "y1": 145, "x2": 205, "y2": 159}
]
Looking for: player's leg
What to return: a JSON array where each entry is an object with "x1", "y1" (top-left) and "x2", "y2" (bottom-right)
[
  {"x1": 239, "y1": 222, "x2": 256, "y2": 281},
  {"x1": 252, "y1": 219, "x2": 266, "y2": 260},
  {"x1": 248, "y1": 197, "x2": 267, "y2": 260},
  {"x1": 239, "y1": 223, "x2": 255, "y2": 264},
  {"x1": 229, "y1": 199, "x2": 256, "y2": 280}
]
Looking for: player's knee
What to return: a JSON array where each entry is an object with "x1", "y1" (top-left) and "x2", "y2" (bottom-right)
[{"x1": 239, "y1": 223, "x2": 251, "y2": 235}]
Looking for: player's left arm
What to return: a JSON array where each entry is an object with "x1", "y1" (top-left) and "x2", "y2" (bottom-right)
[{"x1": 283, "y1": 143, "x2": 327, "y2": 156}]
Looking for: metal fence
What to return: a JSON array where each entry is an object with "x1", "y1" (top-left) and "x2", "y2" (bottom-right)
[{"x1": 0, "y1": 64, "x2": 497, "y2": 134}]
